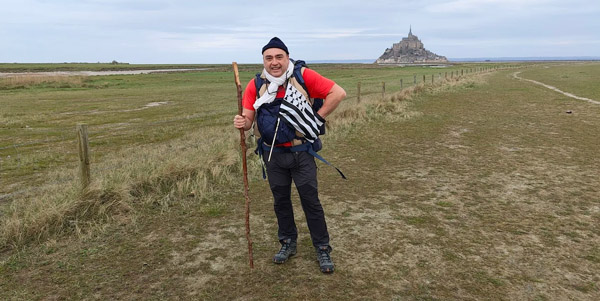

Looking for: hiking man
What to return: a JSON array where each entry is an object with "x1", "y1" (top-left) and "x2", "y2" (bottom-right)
[{"x1": 233, "y1": 37, "x2": 346, "y2": 273}]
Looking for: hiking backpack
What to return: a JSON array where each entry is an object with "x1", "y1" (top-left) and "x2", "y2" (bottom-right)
[
  {"x1": 253, "y1": 59, "x2": 324, "y2": 147},
  {"x1": 252, "y1": 59, "x2": 346, "y2": 179}
]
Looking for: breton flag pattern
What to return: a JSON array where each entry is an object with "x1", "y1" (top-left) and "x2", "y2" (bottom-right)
[{"x1": 279, "y1": 84, "x2": 323, "y2": 142}]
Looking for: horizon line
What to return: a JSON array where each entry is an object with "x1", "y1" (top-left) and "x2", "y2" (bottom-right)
[{"x1": 2, "y1": 56, "x2": 600, "y2": 65}]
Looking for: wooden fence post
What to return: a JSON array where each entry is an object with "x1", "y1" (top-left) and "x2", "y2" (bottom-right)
[
  {"x1": 357, "y1": 82, "x2": 361, "y2": 103},
  {"x1": 77, "y1": 124, "x2": 91, "y2": 190},
  {"x1": 382, "y1": 81, "x2": 385, "y2": 98},
  {"x1": 461, "y1": 69, "x2": 464, "y2": 76},
  {"x1": 400, "y1": 78, "x2": 403, "y2": 89},
  {"x1": 431, "y1": 74, "x2": 434, "y2": 84},
  {"x1": 413, "y1": 75, "x2": 416, "y2": 84},
  {"x1": 422, "y1": 75, "x2": 426, "y2": 83}
]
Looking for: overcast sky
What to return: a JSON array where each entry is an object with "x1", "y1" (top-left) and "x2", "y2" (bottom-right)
[{"x1": 1, "y1": 0, "x2": 599, "y2": 64}]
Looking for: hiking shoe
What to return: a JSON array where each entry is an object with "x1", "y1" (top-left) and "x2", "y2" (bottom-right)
[
  {"x1": 316, "y1": 246, "x2": 334, "y2": 273},
  {"x1": 273, "y1": 239, "x2": 297, "y2": 264}
]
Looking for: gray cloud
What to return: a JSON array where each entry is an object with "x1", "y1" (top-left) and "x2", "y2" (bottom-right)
[{"x1": 1, "y1": 0, "x2": 599, "y2": 63}]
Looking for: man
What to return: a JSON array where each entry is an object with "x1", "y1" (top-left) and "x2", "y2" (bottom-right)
[{"x1": 233, "y1": 37, "x2": 346, "y2": 273}]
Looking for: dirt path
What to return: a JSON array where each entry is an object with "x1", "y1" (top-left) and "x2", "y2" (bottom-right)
[{"x1": 512, "y1": 71, "x2": 600, "y2": 104}]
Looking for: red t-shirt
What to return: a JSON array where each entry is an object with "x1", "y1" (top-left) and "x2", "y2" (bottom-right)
[{"x1": 242, "y1": 68, "x2": 335, "y2": 111}]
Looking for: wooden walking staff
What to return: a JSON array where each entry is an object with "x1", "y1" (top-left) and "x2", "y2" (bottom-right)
[{"x1": 232, "y1": 62, "x2": 254, "y2": 269}]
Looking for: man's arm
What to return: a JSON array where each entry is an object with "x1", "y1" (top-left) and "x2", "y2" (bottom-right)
[
  {"x1": 233, "y1": 108, "x2": 255, "y2": 131},
  {"x1": 234, "y1": 78, "x2": 257, "y2": 131},
  {"x1": 316, "y1": 83, "x2": 346, "y2": 119}
]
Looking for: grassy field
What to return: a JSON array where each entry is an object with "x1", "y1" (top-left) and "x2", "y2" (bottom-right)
[
  {"x1": 516, "y1": 62, "x2": 600, "y2": 101},
  {"x1": 1, "y1": 61, "x2": 599, "y2": 300},
  {"x1": 0, "y1": 63, "x2": 224, "y2": 73},
  {"x1": 0, "y1": 62, "x2": 501, "y2": 196},
  {"x1": 1, "y1": 61, "x2": 505, "y2": 249}
]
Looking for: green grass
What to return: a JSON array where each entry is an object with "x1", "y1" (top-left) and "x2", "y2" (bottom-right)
[
  {"x1": 0, "y1": 62, "x2": 508, "y2": 195},
  {"x1": 0, "y1": 62, "x2": 225, "y2": 73},
  {"x1": 0, "y1": 70, "x2": 242, "y2": 192},
  {"x1": 1, "y1": 62, "x2": 498, "y2": 248},
  {"x1": 517, "y1": 62, "x2": 600, "y2": 100},
  {"x1": 1, "y1": 62, "x2": 599, "y2": 300}
]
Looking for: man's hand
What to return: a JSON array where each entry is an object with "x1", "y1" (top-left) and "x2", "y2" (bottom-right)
[
  {"x1": 233, "y1": 109, "x2": 255, "y2": 131},
  {"x1": 317, "y1": 84, "x2": 346, "y2": 119},
  {"x1": 233, "y1": 114, "x2": 246, "y2": 129}
]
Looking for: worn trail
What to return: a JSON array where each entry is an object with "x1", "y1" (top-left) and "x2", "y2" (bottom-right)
[{"x1": 512, "y1": 71, "x2": 600, "y2": 104}]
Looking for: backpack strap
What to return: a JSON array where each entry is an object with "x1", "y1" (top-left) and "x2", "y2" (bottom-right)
[
  {"x1": 291, "y1": 60, "x2": 311, "y2": 99},
  {"x1": 254, "y1": 72, "x2": 267, "y2": 99},
  {"x1": 252, "y1": 73, "x2": 266, "y2": 140},
  {"x1": 290, "y1": 59, "x2": 324, "y2": 113}
]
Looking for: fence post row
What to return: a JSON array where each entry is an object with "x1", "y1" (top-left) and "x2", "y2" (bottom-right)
[
  {"x1": 350, "y1": 65, "x2": 503, "y2": 104},
  {"x1": 77, "y1": 124, "x2": 91, "y2": 190}
]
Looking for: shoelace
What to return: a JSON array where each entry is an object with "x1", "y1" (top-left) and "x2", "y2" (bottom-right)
[
  {"x1": 278, "y1": 243, "x2": 290, "y2": 255},
  {"x1": 317, "y1": 249, "x2": 331, "y2": 262}
]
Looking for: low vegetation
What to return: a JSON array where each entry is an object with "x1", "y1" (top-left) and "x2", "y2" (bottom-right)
[
  {"x1": 1, "y1": 63, "x2": 484, "y2": 249},
  {"x1": 517, "y1": 61, "x2": 600, "y2": 100},
  {"x1": 1, "y1": 62, "x2": 598, "y2": 299},
  {"x1": 0, "y1": 75, "x2": 90, "y2": 90}
]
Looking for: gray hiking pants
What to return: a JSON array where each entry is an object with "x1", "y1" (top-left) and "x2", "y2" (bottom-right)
[{"x1": 263, "y1": 150, "x2": 330, "y2": 249}]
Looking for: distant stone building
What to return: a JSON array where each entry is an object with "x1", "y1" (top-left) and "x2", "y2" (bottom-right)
[{"x1": 376, "y1": 27, "x2": 448, "y2": 64}]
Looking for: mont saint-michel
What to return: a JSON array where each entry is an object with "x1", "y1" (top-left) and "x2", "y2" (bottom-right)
[{"x1": 376, "y1": 27, "x2": 448, "y2": 64}]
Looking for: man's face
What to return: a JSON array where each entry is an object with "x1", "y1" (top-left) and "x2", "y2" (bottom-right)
[{"x1": 263, "y1": 48, "x2": 289, "y2": 77}]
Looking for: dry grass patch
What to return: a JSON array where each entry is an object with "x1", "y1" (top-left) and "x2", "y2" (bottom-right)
[
  {"x1": 0, "y1": 125, "x2": 244, "y2": 248},
  {"x1": 0, "y1": 75, "x2": 89, "y2": 90}
]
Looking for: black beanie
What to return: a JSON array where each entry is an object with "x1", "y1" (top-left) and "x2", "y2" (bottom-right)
[{"x1": 262, "y1": 37, "x2": 289, "y2": 54}]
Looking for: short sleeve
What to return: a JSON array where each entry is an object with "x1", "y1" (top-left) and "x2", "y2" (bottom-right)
[
  {"x1": 242, "y1": 78, "x2": 257, "y2": 111},
  {"x1": 302, "y1": 68, "x2": 335, "y2": 99}
]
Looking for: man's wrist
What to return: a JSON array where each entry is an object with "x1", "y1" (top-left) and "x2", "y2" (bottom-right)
[{"x1": 315, "y1": 111, "x2": 326, "y2": 122}]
